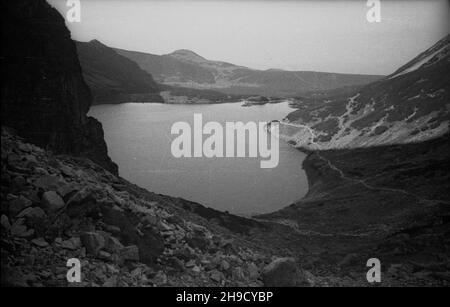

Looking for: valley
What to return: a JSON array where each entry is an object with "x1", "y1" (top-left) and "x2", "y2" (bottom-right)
[{"x1": 1, "y1": 0, "x2": 449, "y2": 288}]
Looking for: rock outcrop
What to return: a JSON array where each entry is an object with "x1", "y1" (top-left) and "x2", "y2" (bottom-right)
[{"x1": 1, "y1": 0, "x2": 117, "y2": 174}]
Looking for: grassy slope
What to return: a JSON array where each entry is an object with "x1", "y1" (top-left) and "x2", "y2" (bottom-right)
[{"x1": 257, "y1": 134, "x2": 450, "y2": 285}]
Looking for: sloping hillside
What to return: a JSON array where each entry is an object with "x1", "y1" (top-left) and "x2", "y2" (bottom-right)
[
  {"x1": 76, "y1": 40, "x2": 163, "y2": 104},
  {"x1": 114, "y1": 48, "x2": 382, "y2": 97},
  {"x1": 280, "y1": 35, "x2": 450, "y2": 149},
  {"x1": 259, "y1": 133, "x2": 450, "y2": 286}
]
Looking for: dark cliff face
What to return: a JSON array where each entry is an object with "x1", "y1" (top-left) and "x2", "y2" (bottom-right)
[{"x1": 1, "y1": 0, "x2": 118, "y2": 174}]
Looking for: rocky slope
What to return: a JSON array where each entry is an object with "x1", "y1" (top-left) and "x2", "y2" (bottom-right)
[
  {"x1": 0, "y1": 0, "x2": 310, "y2": 288},
  {"x1": 1, "y1": 0, "x2": 117, "y2": 175},
  {"x1": 76, "y1": 40, "x2": 164, "y2": 104},
  {"x1": 0, "y1": 127, "x2": 311, "y2": 287},
  {"x1": 114, "y1": 48, "x2": 382, "y2": 97},
  {"x1": 279, "y1": 35, "x2": 450, "y2": 150},
  {"x1": 5, "y1": 126, "x2": 448, "y2": 287}
]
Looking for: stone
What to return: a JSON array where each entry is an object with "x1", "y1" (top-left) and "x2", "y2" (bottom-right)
[
  {"x1": 221, "y1": 239, "x2": 237, "y2": 253},
  {"x1": 1, "y1": 214, "x2": 11, "y2": 231},
  {"x1": 131, "y1": 266, "x2": 145, "y2": 279},
  {"x1": 187, "y1": 222, "x2": 206, "y2": 233},
  {"x1": 18, "y1": 143, "x2": 33, "y2": 153},
  {"x1": 38, "y1": 270, "x2": 52, "y2": 279},
  {"x1": 92, "y1": 268, "x2": 106, "y2": 281},
  {"x1": 151, "y1": 271, "x2": 167, "y2": 285},
  {"x1": 34, "y1": 167, "x2": 49, "y2": 176},
  {"x1": 104, "y1": 236, "x2": 124, "y2": 253},
  {"x1": 159, "y1": 221, "x2": 174, "y2": 231},
  {"x1": 103, "y1": 276, "x2": 118, "y2": 287},
  {"x1": 98, "y1": 250, "x2": 112, "y2": 260},
  {"x1": 56, "y1": 183, "x2": 78, "y2": 198},
  {"x1": 210, "y1": 270, "x2": 224, "y2": 283},
  {"x1": 24, "y1": 154, "x2": 39, "y2": 168},
  {"x1": 220, "y1": 260, "x2": 231, "y2": 271},
  {"x1": 24, "y1": 255, "x2": 36, "y2": 266},
  {"x1": 185, "y1": 259, "x2": 196, "y2": 268},
  {"x1": 66, "y1": 187, "x2": 93, "y2": 206},
  {"x1": 41, "y1": 191, "x2": 65, "y2": 212},
  {"x1": 9, "y1": 196, "x2": 32, "y2": 217},
  {"x1": 80, "y1": 232, "x2": 106, "y2": 255},
  {"x1": 31, "y1": 237, "x2": 49, "y2": 248},
  {"x1": 231, "y1": 267, "x2": 245, "y2": 281},
  {"x1": 33, "y1": 175, "x2": 63, "y2": 190},
  {"x1": 119, "y1": 245, "x2": 140, "y2": 262},
  {"x1": 10, "y1": 218, "x2": 34, "y2": 238},
  {"x1": 246, "y1": 262, "x2": 259, "y2": 279},
  {"x1": 21, "y1": 190, "x2": 40, "y2": 203},
  {"x1": 142, "y1": 215, "x2": 158, "y2": 227},
  {"x1": 61, "y1": 237, "x2": 81, "y2": 250},
  {"x1": 106, "y1": 264, "x2": 120, "y2": 275},
  {"x1": 170, "y1": 257, "x2": 185, "y2": 272},
  {"x1": 80, "y1": 247, "x2": 87, "y2": 258},
  {"x1": 262, "y1": 257, "x2": 304, "y2": 287},
  {"x1": 60, "y1": 165, "x2": 75, "y2": 177},
  {"x1": 186, "y1": 235, "x2": 209, "y2": 251},
  {"x1": 174, "y1": 247, "x2": 195, "y2": 261},
  {"x1": 17, "y1": 207, "x2": 46, "y2": 220},
  {"x1": 103, "y1": 224, "x2": 121, "y2": 234}
]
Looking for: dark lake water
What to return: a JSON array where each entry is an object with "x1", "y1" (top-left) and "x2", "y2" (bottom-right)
[{"x1": 89, "y1": 102, "x2": 308, "y2": 215}]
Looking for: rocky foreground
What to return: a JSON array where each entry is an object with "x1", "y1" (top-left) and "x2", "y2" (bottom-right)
[
  {"x1": 2, "y1": 126, "x2": 449, "y2": 287},
  {"x1": 0, "y1": 127, "x2": 309, "y2": 287}
]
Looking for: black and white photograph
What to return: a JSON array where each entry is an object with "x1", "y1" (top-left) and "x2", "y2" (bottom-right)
[{"x1": 1, "y1": 0, "x2": 449, "y2": 291}]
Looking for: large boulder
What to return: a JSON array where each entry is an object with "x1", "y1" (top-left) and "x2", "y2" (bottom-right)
[
  {"x1": 80, "y1": 232, "x2": 106, "y2": 255},
  {"x1": 41, "y1": 191, "x2": 65, "y2": 212},
  {"x1": 17, "y1": 206, "x2": 46, "y2": 220},
  {"x1": 262, "y1": 257, "x2": 306, "y2": 287}
]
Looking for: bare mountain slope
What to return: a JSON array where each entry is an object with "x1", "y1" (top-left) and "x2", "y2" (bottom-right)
[
  {"x1": 76, "y1": 40, "x2": 163, "y2": 104},
  {"x1": 280, "y1": 35, "x2": 450, "y2": 149}
]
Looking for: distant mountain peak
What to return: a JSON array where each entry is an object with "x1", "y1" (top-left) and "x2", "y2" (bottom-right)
[
  {"x1": 89, "y1": 39, "x2": 104, "y2": 45},
  {"x1": 86, "y1": 39, "x2": 109, "y2": 50},
  {"x1": 167, "y1": 49, "x2": 206, "y2": 62}
]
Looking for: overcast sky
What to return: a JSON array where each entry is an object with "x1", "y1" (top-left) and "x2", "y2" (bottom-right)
[{"x1": 49, "y1": 0, "x2": 449, "y2": 75}]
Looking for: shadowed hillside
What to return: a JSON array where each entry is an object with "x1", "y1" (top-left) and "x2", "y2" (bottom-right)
[{"x1": 76, "y1": 40, "x2": 163, "y2": 104}]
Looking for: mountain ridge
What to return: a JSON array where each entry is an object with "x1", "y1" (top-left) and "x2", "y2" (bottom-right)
[
  {"x1": 279, "y1": 34, "x2": 450, "y2": 150},
  {"x1": 113, "y1": 46, "x2": 383, "y2": 97}
]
